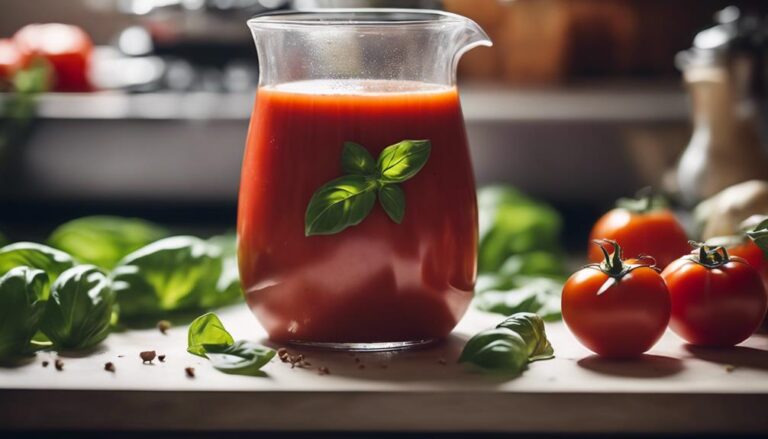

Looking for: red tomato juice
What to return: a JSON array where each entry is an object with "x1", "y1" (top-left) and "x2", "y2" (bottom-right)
[{"x1": 237, "y1": 80, "x2": 478, "y2": 344}]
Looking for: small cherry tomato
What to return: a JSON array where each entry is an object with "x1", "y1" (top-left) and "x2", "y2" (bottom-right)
[
  {"x1": 563, "y1": 240, "x2": 671, "y2": 358},
  {"x1": 662, "y1": 244, "x2": 768, "y2": 347},
  {"x1": 589, "y1": 192, "x2": 689, "y2": 269},
  {"x1": 13, "y1": 23, "x2": 92, "y2": 92}
]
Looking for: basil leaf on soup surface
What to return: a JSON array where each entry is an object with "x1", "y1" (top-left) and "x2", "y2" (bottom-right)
[
  {"x1": 0, "y1": 242, "x2": 75, "y2": 298},
  {"x1": 305, "y1": 175, "x2": 378, "y2": 236},
  {"x1": 378, "y1": 184, "x2": 406, "y2": 224},
  {"x1": 187, "y1": 312, "x2": 234, "y2": 357},
  {"x1": 48, "y1": 216, "x2": 168, "y2": 269},
  {"x1": 496, "y1": 312, "x2": 554, "y2": 361},
  {"x1": 377, "y1": 139, "x2": 431, "y2": 184},
  {"x1": 341, "y1": 141, "x2": 376, "y2": 175},
  {"x1": 0, "y1": 267, "x2": 48, "y2": 359},
  {"x1": 40, "y1": 265, "x2": 115, "y2": 350},
  {"x1": 204, "y1": 340, "x2": 276, "y2": 375},
  {"x1": 459, "y1": 328, "x2": 529, "y2": 373},
  {"x1": 111, "y1": 236, "x2": 222, "y2": 318}
]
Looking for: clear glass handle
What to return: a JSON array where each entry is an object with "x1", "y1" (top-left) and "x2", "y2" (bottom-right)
[{"x1": 247, "y1": 9, "x2": 492, "y2": 87}]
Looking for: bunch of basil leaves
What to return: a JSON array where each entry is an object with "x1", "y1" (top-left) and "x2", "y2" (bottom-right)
[
  {"x1": 0, "y1": 216, "x2": 242, "y2": 360},
  {"x1": 459, "y1": 312, "x2": 554, "y2": 374},
  {"x1": 474, "y1": 186, "x2": 566, "y2": 320}
]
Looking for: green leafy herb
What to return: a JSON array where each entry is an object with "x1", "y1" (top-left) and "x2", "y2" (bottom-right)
[
  {"x1": 187, "y1": 312, "x2": 234, "y2": 357},
  {"x1": 378, "y1": 184, "x2": 405, "y2": 224},
  {"x1": 40, "y1": 265, "x2": 115, "y2": 350},
  {"x1": 496, "y1": 312, "x2": 554, "y2": 361},
  {"x1": 111, "y1": 236, "x2": 224, "y2": 318},
  {"x1": 459, "y1": 328, "x2": 529, "y2": 372},
  {"x1": 204, "y1": 340, "x2": 276, "y2": 375},
  {"x1": 0, "y1": 267, "x2": 47, "y2": 359},
  {"x1": 0, "y1": 242, "x2": 75, "y2": 298},
  {"x1": 48, "y1": 216, "x2": 168, "y2": 269},
  {"x1": 341, "y1": 141, "x2": 376, "y2": 175},
  {"x1": 305, "y1": 139, "x2": 431, "y2": 236},
  {"x1": 376, "y1": 139, "x2": 431, "y2": 183},
  {"x1": 187, "y1": 312, "x2": 274, "y2": 376},
  {"x1": 474, "y1": 276, "x2": 563, "y2": 321},
  {"x1": 305, "y1": 176, "x2": 378, "y2": 236},
  {"x1": 477, "y1": 186, "x2": 563, "y2": 273},
  {"x1": 747, "y1": 217, "x2": 768, "y2": 258},
  {"x1": 459, "y1": 312, "x2": 555, "y2": 373},
  {"x1": 204, "y1": 234, "x2": 243, "y2": 309}
]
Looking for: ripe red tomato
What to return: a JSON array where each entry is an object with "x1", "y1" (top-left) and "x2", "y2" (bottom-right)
[
  {"x1": 662, "y1": 245, "x2": 768, "y2": 346},
  {"x1": 728, "y1": 240, "x2": 768, "y2": 285},
  {"x1": 13, "y1": 23, "x2": 92, "y2": 92},
  {"x1": 0, "y1": 38, "x2": 25, "y2": 81},
  {"x1": 563, "y1": 240, "x2": 671, "y2": 358},
  {"x1": 589, "y1": 196, "x2": 689, "y2": 269}
]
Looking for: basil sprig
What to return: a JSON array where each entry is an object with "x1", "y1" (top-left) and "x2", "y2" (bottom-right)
[
  {"x1": 459, "y1": 312, "x2": 554, "y2": 374},
  {"x1": 188, "y1": 312, "x2": 275, "y2": 376},
  {"x1": 305, "y1": 139, "x2": 431, "y2": 236}
]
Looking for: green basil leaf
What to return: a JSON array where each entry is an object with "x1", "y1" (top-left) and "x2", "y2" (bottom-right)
[
  {"x1": 459, "y1": 328, "x2": 529, "y2": 373},
  {"x1": 474, "y1": 277, "x2": 562, "y2": 322},
  {"x1": 204, "y1": 234, "x2": 243, "y2": 309},
  {"x1": 40, "y1": 265, "x2": 115, "y2": 350},
  {"x1": 0, "y1": 267, "x2": 47, "y2": 359},
  {"x1": 187, "y1": 312, "x2": 234, "y2": 357},
  {"x1": 48, "y1": 216, "x2": 168, "y2": 269},
  {"x1": 305, "y1": 175, "x2": 377, "y2": 236},
  {"x1": 111, "y1": 236, "x2": 222, "y2": 318},
  {"x1": 747, "y1": 218, "x2": 768, "y2": 259},
  {"x1": 496, "y1": 312, "x2": 554, "y2": 361},
  {"x1": 379, "y1": 184, "x2": 405, "y2": 224},
  {"x1": 341, "y1": 141, "x2": 376, "y2": 176},
  {"x1": 0, "y1": 242, "x2": 75, "y2": 298},
  {"x1": 477, "y1": 185, "x2": 563, "y2": 273},
  {"x1": 204, "y1": 340, "x2": 275, "y2": 375},
  {"x1": 376, "y1": 139, "x2": 431, "y2": 183}
]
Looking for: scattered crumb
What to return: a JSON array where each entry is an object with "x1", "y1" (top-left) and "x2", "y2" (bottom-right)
[
  {"x1": 185, "y1": 367, "x2": 195, "y2": 378},
  {"x1": 379, "y1": 364, "x2": 388, "y2": 369},
  {"x1": 158, "y1": 354, "x2": 166, "y2": 362},
  {"x1": 117, "y1": 355, "x2": 124, "y2": 358},
  {"x1": 104, "y1": 362, "x2": 115, "y2": 373},
  {"x1": 318, "y1": 366, "x2": 330, "y2": 375},
  {"x1": 54, "y1": 359, "x2": 64, "y2": 371},
  {"x1": 437, "y1": 358, "x2": 447, "y2": 366},
  {"x1": 354, "y1": 357, "x2": 361, "y2": 363},
  {"x1": 277, "y1": 348, "x2": 289, "y2": 362},
  {"x1": 42, "y1": 361, "x2": 49, "y2": 368},
  {"x1": 357, "y1": 363, "x2": 365, "y2": 370},
  {"x1": 157, "y1": 320, "x2": 171, "y2": 335},
  {"x1": 725, "y1": 364, "x2": 736, "y2": 373},
  {"x1": 140, "y1": 351, "x2": 156, "y2": 364}
]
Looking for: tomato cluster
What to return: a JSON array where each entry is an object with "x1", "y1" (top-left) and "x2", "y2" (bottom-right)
[{"x1": 564, "y1": 196, "x2": 768, "y2": 358}]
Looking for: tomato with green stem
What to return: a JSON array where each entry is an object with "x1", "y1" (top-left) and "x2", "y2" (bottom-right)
[
  {"x1": 589, "y1": 190, "x2": 689, "y2": 269},
  {"x1": 662, "y1": 243, "x2": 767, "y2": 347},
  {"x1": 563, "y1": 240, "x2": 671, "y2": 358}
]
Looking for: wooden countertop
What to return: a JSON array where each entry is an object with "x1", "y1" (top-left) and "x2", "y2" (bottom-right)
[{"x1": 1, "y1": 304, "x2": 767, "y2": 434}]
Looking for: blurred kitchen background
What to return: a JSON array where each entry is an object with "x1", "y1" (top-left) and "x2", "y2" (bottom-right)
[{"x1": 2, "y1": 0, "x2": 768, "y2": 248}]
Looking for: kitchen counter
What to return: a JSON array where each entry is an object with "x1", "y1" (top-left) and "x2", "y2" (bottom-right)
[{"x1": 1, "y1": 304, "x2": 766, "y2": 434}]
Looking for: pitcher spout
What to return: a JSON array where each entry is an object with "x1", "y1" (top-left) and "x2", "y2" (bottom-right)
[{"x1": 452, "y1": 15, "x2": 493, "y2": 62}]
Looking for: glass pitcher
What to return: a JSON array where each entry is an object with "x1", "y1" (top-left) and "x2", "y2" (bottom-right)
[{"x1": 238, "y1": 9, "x2": 491, "y2": 351}]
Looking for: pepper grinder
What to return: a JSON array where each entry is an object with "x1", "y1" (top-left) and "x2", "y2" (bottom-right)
[{"x1": 674, "y1": 7, "x2": 768, "y2": 207}]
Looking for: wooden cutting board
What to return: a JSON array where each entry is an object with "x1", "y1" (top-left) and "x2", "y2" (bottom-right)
[{"x1": 1, "y1": 304, "x2": 767, "y2": 434}]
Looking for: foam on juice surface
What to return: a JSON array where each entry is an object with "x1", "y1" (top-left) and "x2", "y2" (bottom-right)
[{"x1": 264, "y1": 79, "x2": 453, "y2": 96}]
